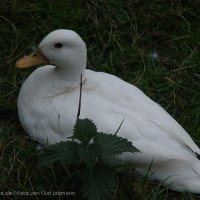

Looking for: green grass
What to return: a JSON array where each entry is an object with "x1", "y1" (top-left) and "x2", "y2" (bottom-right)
[{"x1": 0, "y1": 0, "x2": 200, "y2": 199}]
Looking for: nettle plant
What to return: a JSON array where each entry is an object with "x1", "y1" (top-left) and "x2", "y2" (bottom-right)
[
  {"x1": 40, "y1": 76, "x2": 139, "y2": 200},
  {"x1": 40, "y1": 118, "x2": 139, "y2": 200}
]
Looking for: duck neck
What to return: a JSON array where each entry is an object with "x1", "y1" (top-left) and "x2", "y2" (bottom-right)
[
  {"x1": 57, "y1": 65, "x2": 85, "y2": 84},
  {"x1": 54, "y1": 47, "x2": 87, "y2": 85},
  {"x1": 52, "y1": 59, "x2": 86, "y2": 91}
]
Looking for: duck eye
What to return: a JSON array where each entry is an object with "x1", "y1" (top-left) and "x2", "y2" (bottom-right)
[{"x1": 54, "y1": 43, "x2": 63, "y2": 48}]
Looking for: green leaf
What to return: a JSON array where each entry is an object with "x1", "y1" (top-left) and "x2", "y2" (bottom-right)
[
  {"x1": 79, "y1": 165, "x2": 116, "y2": 200},
  {"x1": 39, "y1": 141, "x2": 79, "y2": 166},
  {"x1": 101, "y1": 155, "x2": 124, "y2": 167},
  {"x1": 77, "y1": 143, "x2": 98, "y2": 172},
  {"x1": 94, "y1": 132, "x2": 139, "y2": 159},
  {"x1": 73, "y1": 118, "x2": 97, "y2": 145}
]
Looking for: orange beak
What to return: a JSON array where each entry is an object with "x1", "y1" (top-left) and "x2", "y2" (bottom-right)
[{"x1": 15, "y1": 50, "x2": 47, "y2": 69}]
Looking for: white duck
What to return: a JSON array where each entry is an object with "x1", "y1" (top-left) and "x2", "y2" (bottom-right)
[{"x1": 16, "y1": 29, "x2": 200, "y2": 193}]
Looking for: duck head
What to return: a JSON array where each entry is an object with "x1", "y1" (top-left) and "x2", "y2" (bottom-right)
[{"x1": 16, "y1": 29, "x2": 87, "y2": 77}]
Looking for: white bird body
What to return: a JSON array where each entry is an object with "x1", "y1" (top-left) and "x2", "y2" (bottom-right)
[{"x1": 17, "y1": 29, "x2": 200, "y2": 193}]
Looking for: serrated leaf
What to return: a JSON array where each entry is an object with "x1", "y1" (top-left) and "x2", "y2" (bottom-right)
[
  {"x1": 73, "y1": 118, "x2": 97, "y2": 145},
  {"x1": 94, "y1": 133, "x2": 139, "y2": 160},
  {"x1": 39, "y1": 141, "x2": 79, "y2": 166},
  {"x1": 79, "y1": 165, "x2": 116, "y2": 200},
  {"x1": 101, "y1": 155, "x2": 124, "y2": 167},
  {"x1": 78, "y1": 143, "x2": 98, "y2": 172}
]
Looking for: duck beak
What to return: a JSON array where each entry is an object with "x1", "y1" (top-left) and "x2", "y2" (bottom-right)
[{"x1": 15, "y1": 49, "x2": 47, "y2": 69}]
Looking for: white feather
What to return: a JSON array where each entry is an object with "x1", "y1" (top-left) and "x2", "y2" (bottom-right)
[{"x1": 17, "y1": 29, "x2": 200, "y2": 193}]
